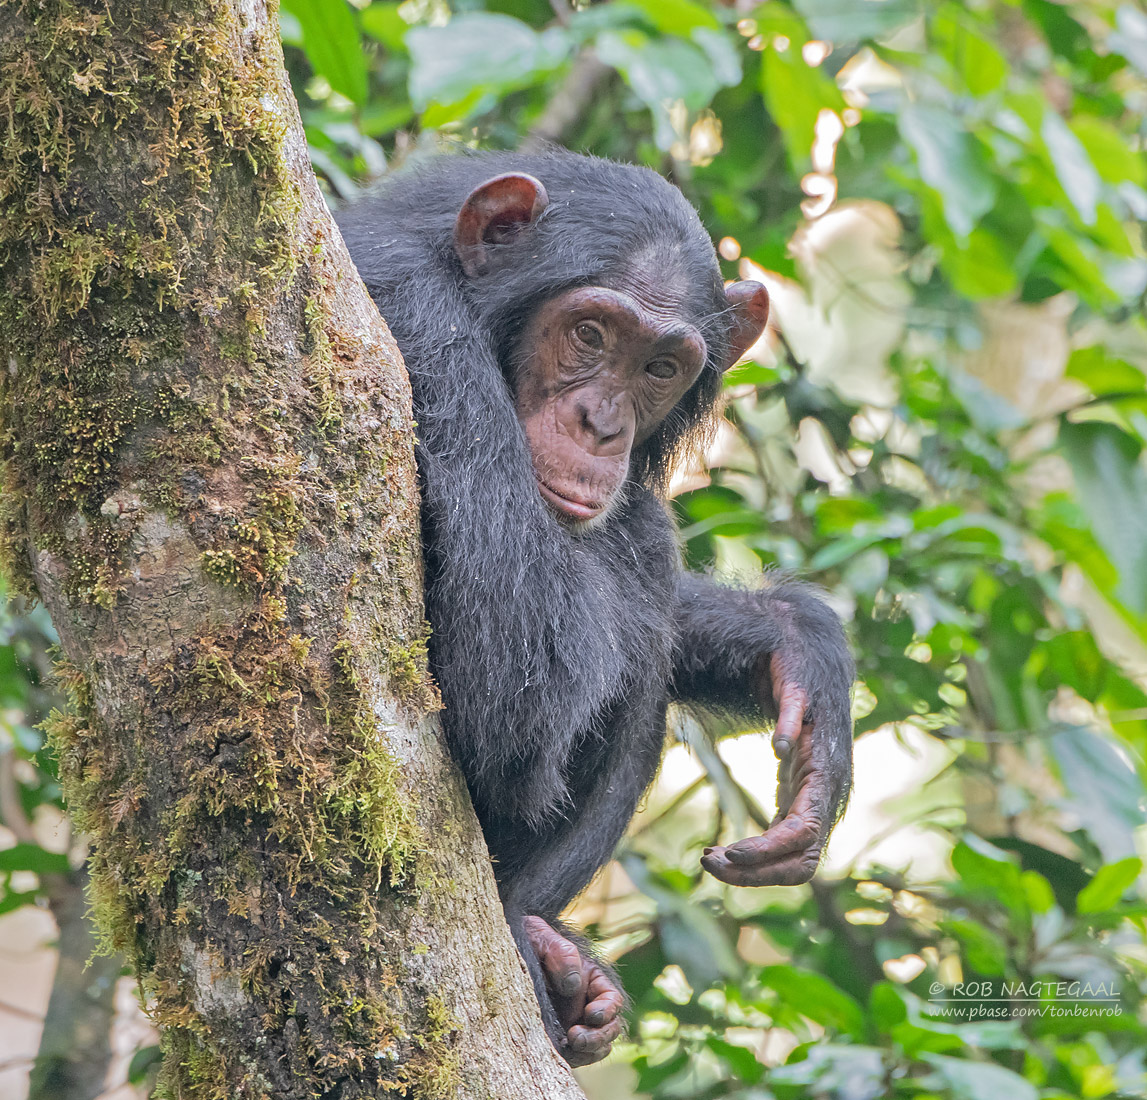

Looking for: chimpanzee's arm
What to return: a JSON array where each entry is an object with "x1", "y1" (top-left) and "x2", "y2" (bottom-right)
[{"x1": 671, "y1": 572, "x2": 854, "y2": 886}]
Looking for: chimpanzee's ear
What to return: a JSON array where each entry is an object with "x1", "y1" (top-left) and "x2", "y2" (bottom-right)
[
  {"x1": 453, "y1": 173, "x2": 550, "y2": 278},
  {"x1": 722, "y1": 280, "x2": 771, "y2": 371}
]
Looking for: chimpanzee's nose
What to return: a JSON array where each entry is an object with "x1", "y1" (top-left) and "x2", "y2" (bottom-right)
[{"x1": 578, "y1": 394, "x2": 627, "y2": 448}]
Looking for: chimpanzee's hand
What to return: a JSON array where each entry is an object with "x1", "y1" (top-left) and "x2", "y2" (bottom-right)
[
  {"x1": 701, "y1": 651, "x2": 845, "y2": 887},
  {"x1": 523, "y1": 916, "x2": 625, "y2": 1066}
]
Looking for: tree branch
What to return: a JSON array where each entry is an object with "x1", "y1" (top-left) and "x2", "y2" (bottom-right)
[{"x1": 523, "y1": 50, "x2": 613, "y2": 152}]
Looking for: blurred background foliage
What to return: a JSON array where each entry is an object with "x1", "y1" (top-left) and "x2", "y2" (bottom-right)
[{"x1": 3, "y1": 0, "x2": 1147, "y2": 1097}]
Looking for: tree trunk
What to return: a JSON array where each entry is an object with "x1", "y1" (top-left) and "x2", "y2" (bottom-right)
[
  {"x1": 0, "y1": 2, "x2": 584, "y2": 1096},
  {"x1": 29, "y1": 870, "x2": 121, "y2": 1100}
]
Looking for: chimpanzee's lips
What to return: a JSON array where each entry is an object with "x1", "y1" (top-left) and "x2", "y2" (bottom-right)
[{"x1": 536, "y1": 477, "x2": 605, "y2": 521}]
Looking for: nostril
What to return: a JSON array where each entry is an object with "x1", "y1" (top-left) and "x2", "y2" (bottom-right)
[
  {"x1": 577, "y1": 404, "x2": 597, "y2": 437},
  {"x1": 579, "y1": 398, "x2": 625, "y2": 444}
]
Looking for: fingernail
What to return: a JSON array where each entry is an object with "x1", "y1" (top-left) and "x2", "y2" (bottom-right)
[{"x1": 702, "y1": 847, "x2": 714, "y2": 856}]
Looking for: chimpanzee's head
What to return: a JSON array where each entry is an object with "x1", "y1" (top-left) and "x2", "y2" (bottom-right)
[{"x1": 452, "y1": 166, "x2": 770, "y2": 527}]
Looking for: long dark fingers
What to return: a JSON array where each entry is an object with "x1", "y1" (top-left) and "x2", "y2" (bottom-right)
[
  {"x1": 523, "y1": 916, "x2": 587, "y2": 1000},
  {"x1": 772, "y1": 679, "x2": 807, "y2": 760}
]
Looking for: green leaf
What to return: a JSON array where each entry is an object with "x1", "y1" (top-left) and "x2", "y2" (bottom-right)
[
  {"x1": 0, "y1": 842, "x2": 69, "y2": 875},
  {"x1": 1041, "y1": 108, "x2": 1101, "y2": 226},
  {"x1": 623, "y1": 0, "x2": 721, "y2": 36},
  {"x1": 934, "y1": 5, "x2": 1008, "y2": 95},
  {"x1": 705, "y1": 1036, "x2": 766, "y2": 1083},
  {"x1": 1110, "y1": 4, "x2": 1147, "y2": 77},
  {"x1": 940, "y1": 227, "x2": 1020, "y2": 298},
  {"x1": 0, "y1": 890, "x2": 39, "y2": 917},
  {"x1": 809, "y1": 533, "x2": 888, "y2": 571},
  {"x1": 842, "y1": 546, "x2": 890, "y2": 596},
  {"x1": 691, "y1": 27, "x2": 742, "y2": 86},
  {"x1": 1051, "y1": 725, "x2": 1146, "y2": 863},
  {"x1": 951, "y1": 835, "x2": 1028, "y2": 920},
  {"x1": 870, "y1": 982, "x2": 909, "y2": 1032},
  {"x1": 899, "y1": 104, "x2": 997, "y2": 237},
  {"x1": 761, "y1": 35, "x2": 845, "y2": 170},
  {"x1": 761, "y1": 965, "x2": 866, "y2": 1036},
  {"x1": 1021, "y1": 870, "x2": 1056, "y2": 914},
  {"x1": 920, "y1": 1053, "x2": 1038, "y2": 1100},
  {"x1": 1077, "y1": 857, "x2": 1143, "y2": 913},
  {"x1": 1038, "y1": 214, "x2": 1123, "y2": 306},
  {"x1": 281, "y1": 0, "x2": 368, "y2": 105},
  {"x1": 769, "y1": 1044, "x2": 887, "y2": 1098},
  {"x1": 360, "y1": 2, "x2": 408, "y2": 52},
  {"x1": 407, "y1": 15, "x2": 570, "y2": 122},
  {"x1": 795, "y1": 0, "x2": 921, "y2": 42},
  {"x1": 1071, "y1": 116, "x2": 1147, "y2": 186},
  {"x1": 1066, "y1": 345, "x2": 1147, "y2": 396},
  {"x1": 567, "y1": 2, "x2": 651, "y2": 40},
  {"x1": 1061, "y1": 421, "x2": 1147, "y2": 616},
  {"x1": 621, "y1": 853, "x2": 741, "y2": 989},
  {"x1": 127, "y1": 1045, "x2": 162, "y2": 1085},
  {"x1": 1023, "y1": 0, "x2": 1088, "y2": 60},
  {"x1": 942, "y1": 917, "x2": 1009, "y2": 975}
]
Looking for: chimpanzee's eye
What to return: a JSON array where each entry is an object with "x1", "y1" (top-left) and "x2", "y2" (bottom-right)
[
  {"x1": 645, "y1": 359, "x2": 678, "y2": 380},
  {"x1": 574, "y1": 322, "x2": 605, "y2": 350}
]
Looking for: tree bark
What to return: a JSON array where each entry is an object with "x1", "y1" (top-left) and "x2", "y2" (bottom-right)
[
  {"x1": 28, "y1": 870, "x2": 121, "y2": 1100},
  {"x1": 0, "y1": 1, "x2": 584, "y2": 1096}
]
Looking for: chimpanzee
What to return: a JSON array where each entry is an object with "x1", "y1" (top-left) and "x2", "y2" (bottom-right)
[{"x1": 336, "y1": 149, "x2": 854, "y2": 1067}]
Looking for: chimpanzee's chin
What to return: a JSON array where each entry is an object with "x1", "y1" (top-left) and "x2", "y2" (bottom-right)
[{"x1": 554, "y1": 491, "x2": 624, "y2": 534}]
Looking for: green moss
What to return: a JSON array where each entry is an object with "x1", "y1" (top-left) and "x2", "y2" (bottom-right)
[
  {"x1": 0, "y1": 0, "x2": 304, "y2": 605},
  {"x1": 422, "y1": 995, "x2": 460, "y2": 1045},
  {"x1": 201, "y1": 549, "x2": 245, "y2": 587},
  {"x1": 400, "y1": 995, "x2": 463, "y2": 1100},
  {"x1": 385, "y1": 633, "x2": 438, "y2": 711}
]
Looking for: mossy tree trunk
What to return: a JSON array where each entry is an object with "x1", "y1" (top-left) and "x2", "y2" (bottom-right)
[{"x1": 0, "y1": 1, "x2": 584, "y2": 1097}]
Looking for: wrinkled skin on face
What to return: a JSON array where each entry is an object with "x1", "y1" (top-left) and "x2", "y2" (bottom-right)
[
  {"x1": 511, "y1": 282, "x2": 709, "y2": 524},
  {"x1": 452, "y1": 170, "x2": 770, "y2": 527}
]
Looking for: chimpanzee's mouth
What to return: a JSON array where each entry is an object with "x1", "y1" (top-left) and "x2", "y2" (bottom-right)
[{"x1": 535, "y1": 477, "x2": 605, "y2": 521}]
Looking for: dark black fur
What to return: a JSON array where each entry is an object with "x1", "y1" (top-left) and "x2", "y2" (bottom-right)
[{"x1": 337, "y1": 149, "x2": 854, "y2": 1058}]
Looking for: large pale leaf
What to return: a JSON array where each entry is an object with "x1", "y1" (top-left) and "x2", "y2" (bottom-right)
[
  {"x1": 1051, "y1": 725, "x2": 1146, "y2": 862},
  {"x1": 1041, "y1": 108, "x2": 1101, "y2": 226},
  {"x1": 407, "y1": 14, "x2": 570, "y2": 122},
  {"x1": 1110, "y1": 4, "x2": 1147, "y2": 76},
  {"x1": 920, "y1": 1053, "x2": 1039, "y2": 1100},
  {"x1": 595, "y1": 30, "x2": 729, "y2": 149},
  {"x1": 1061, "y1": 421, "x2": 1147, "y2": 617},
  {"x1": 795, "y1": 0, "x2": 921, "y2": 42}
]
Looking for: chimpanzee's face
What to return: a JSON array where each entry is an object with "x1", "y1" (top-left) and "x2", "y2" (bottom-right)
[
  {"x1": 511, "y1": 280, "x2": 708, "y2": 525},
  {"x1": 449, "y1": 169, "x2": 770, "y2": 527}
]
